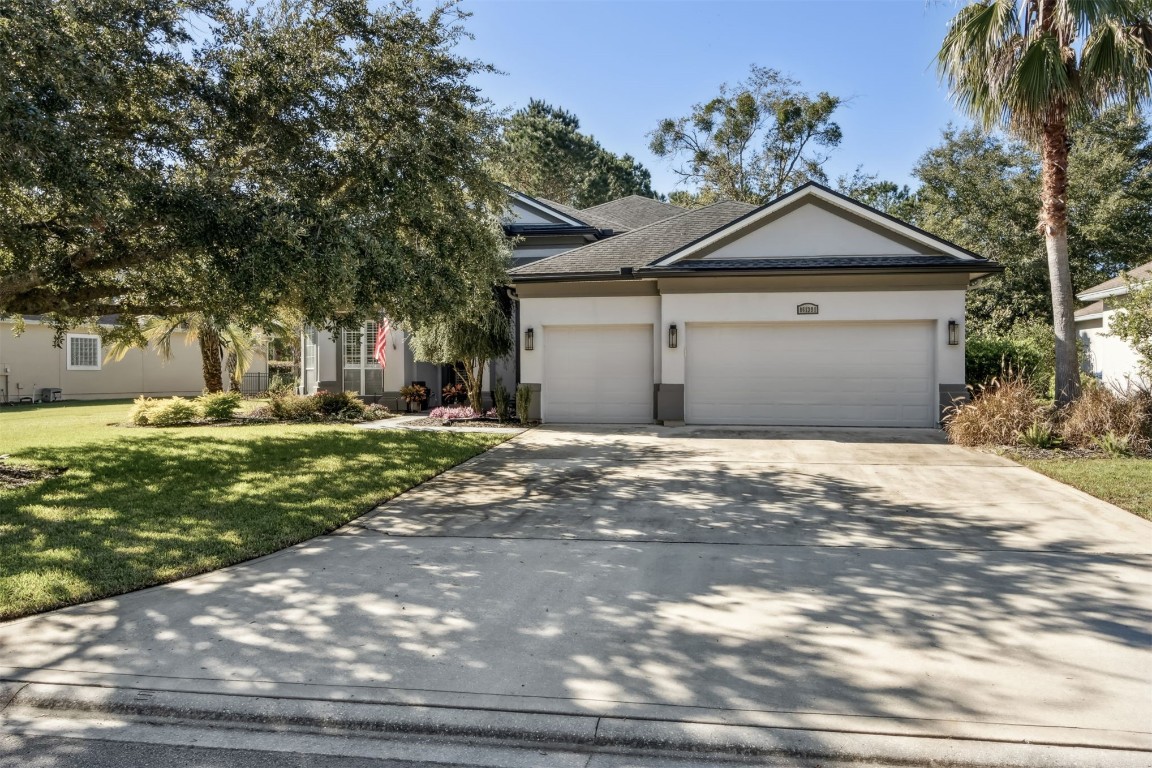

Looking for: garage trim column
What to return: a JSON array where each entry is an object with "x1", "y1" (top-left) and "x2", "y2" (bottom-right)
[{"x1": 658, "y1": 300, "x2": 686, "y2": 423}]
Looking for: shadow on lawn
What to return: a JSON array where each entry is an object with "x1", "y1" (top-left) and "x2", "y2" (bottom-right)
[
  {"x1": 0, "y1": 428, "x2": 501, "y2": 619},
  {"x1": 1, "y1": 426, "x2": 1149, "y2": 760}
]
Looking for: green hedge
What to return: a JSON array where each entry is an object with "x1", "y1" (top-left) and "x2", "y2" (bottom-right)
[{"x1": 966, "y1": 322, "x2": 1055, "y2": 395}]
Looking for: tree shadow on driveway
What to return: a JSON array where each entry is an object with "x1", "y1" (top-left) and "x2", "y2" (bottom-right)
[{"x1": 1, "y1": 426, "x2": 1150, "y2": 750}]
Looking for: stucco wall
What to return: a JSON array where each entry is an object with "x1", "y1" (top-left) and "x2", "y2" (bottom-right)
[
  {"x1": 1078, "y1": 310, "x2": 1148, "y2": 390},
  {"x1": 660, "y1": 290, "x2": 967, "y2": 388},
  {"x1": 0, "y1": 322, "x2": 207, "y2": 401},
  {"x1": 701, "y1": 204, "x2": 923, "y2": 259},
  {"x1": 518, "y1": 295, "x2": 662, "y2": 385},
  {"x1": 519, "y1": 288, "x2": 965, "y2": 388}
]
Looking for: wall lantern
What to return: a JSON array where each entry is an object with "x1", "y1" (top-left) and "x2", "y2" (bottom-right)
[
  {"x1": 947, "y1": 319, "x2": 959, "y2": 346},
  {"x1": 524, "y1": 327, "x2": 535, "y2": 351},
  {"x1": 668, "y1": 323, "x2": 679, "y2": 349}
]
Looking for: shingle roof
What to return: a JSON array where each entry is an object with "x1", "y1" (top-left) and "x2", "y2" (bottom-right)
[
  {"x1": 656, "y1": 255, "x2": 978, "y2": 271},
  {"x1": 510, "y1": 201, "x2": 757, "y2": 277},
  {"x1": 1077, "y1": 260, "x2": 1152, "y2": 298},
  {"x1": 534, "y1": 197, "x2": 626, "y2": 232},
  {"x1": 1074, "y1": 300, "x2": 1106, "y2": 318},
  {"x1": 581, "y1": 195, "x2": 684, "y2": 230}
]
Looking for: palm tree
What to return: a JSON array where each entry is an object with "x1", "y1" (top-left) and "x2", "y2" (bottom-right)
[
  {"x1": 106, "y1": 314, "x2": 264, "y2": 393},
  {"x1": 937, "y1": 0, "x2": 1151, "y2": 405}
]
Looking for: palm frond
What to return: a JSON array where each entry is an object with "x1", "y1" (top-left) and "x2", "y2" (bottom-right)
[
  {"x1": 1081, "y1": 16, "x2": 1152, "y2": 110},
  {"x1": 939, "y1": 0, "x2": 1151, "y2": 142}
]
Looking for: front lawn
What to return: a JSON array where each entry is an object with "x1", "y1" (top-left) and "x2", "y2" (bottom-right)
[
  {"x1": 0, "y1": 401, "x2": 507, "y2": 620},
  {"x1": 1017, "y1": 456, "x2": 1152, "y2": 521}
]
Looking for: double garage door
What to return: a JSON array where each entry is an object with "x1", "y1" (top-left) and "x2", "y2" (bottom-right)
[
  {"x1": 540, "y1": 321, "x2": 935, "y2": 427},
  {"x1": 686, "y1": 322, "x2": 936, "y2": 428}
]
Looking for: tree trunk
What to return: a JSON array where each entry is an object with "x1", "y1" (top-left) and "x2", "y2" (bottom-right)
[
  {"x1": 465, "y1": 358, "x2": 485, "y2": 413},
  {"x1": 199, "y1": 330, "x2": 224, "y2": 393},
  {"x1": 1040, "y1": 114, "x2": 1080, "y2": 406},
  {"x1": 226, "y1": 350, "x2": 241, "y2": 392}
]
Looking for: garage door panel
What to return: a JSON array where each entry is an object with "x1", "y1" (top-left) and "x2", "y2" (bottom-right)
[
  {"x1": 686, "y1": 322, "x2": 935, "y2": 427},
  {"x1": 543, "y1": 325, "x2": 653, "y2": 424}
]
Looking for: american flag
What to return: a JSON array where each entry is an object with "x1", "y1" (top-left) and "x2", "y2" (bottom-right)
[{"x1": 373, "y1": 317, "x2": 390, "y2": 368}]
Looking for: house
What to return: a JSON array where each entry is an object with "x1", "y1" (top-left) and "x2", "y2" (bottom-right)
[
  {"x1": 300, "y1": 192, "x2": 683, "y2": 406},
  {"x1": 1074, "y1": 260, "x2": 1151, "y2": 391},
  {"x1": 0, "y1": 316, "x2": 260, "y2": 402},
  {"x1": 508, "y1": 182, "x2": 1000, "y2": 427}
]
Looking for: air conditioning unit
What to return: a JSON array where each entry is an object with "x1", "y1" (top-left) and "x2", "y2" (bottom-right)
[{"x1": 41, "y1": 388, "x2": 63, "y2": 402}]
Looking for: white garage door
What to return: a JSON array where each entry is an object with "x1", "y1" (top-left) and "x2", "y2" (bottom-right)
[
  {"x1": 686, "y1": 322, "x2": 935, "y2": 427},
  {"x1": 543, "y1": 325, "x2": 653, "y2": 423}
]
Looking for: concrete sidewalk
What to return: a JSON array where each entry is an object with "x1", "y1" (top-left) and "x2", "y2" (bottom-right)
[{"x1": 2, "y1": 425, "x2": 1150, "y2": 765}]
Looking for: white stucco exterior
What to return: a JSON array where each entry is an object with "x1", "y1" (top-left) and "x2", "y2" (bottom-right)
[
  {"x1": 0, "y1": 319, "x2": 265, "y2": 401},
  {"x1": 660, "y1": 290, "x2": 965, "y2": 387},
  {"x1": 701, "y1": 205, "x2": 922, "y2": 260},
  {"x1": 519, "y1": 295, "x2": 661, "y2": 386},
  {"x1": 517, "y1": 285, "x2": 967, "y2": 425},
  {"x1": 1077, "y1": 308, "x2": 1148, "y2": 391}
]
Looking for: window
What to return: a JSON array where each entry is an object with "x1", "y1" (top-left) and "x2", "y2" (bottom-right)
[
  {"x1": 343, "y1": 328, "x2": 363, "y2": 366},
  {"x1": 342, "y1": 322, "x2": 383, "y2": 395},
  {"x1": 67, "y1": 334, "x2": 101, "y2": 370}
]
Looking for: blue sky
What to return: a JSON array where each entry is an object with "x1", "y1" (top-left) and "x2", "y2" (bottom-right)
[{"x1": 454, "y1": 0, "x2": 971, "y2": 197}]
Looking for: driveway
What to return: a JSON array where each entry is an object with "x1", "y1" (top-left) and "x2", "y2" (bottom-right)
[{"x1": 2, "y1": 425, "x2": 1150, "y2": 760}]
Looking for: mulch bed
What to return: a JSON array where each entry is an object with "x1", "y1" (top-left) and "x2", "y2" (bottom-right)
[
  {"x1": 0, "y1": 460, "x2": 67, "y2": 489},
  {"x1": 995, "y1": 446, "x2": 1150, "y2": 460},
  {"x1": 404, "y1": 417, "x2": 527, "y2": 429}
]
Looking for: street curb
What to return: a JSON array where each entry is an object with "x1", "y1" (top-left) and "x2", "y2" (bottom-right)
[{"x1": 6, "y1": 683, "x2": 1151, "y2": 768}]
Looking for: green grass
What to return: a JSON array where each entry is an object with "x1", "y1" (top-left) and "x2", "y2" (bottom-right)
[
  {"x1": 0, "y1": 400, "x2": 506, "y2": 620},
  {"x1": 1018, "y1": 456, "x2": 1152, "y2": 520}
]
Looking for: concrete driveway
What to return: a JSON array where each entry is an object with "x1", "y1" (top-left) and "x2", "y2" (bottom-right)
[{"x1": 2, "y1": 425, "x2": 1150, "y2": 762}]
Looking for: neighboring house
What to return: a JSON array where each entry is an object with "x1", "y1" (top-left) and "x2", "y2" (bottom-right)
[
  {"x1": 1074, "y1": 260, "x2": 1151, "y2": 391},
  {"x1": 300, "y1": 192, "x2": 683, "y2": 407},
  {"x1": 0, "y1": 316, "x2": 269, "y2": 403},
  {"x1": 509, "y1": 182, "x2": 1000, "y2": 427}
]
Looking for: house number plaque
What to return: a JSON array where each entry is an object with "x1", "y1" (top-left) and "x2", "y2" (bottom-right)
[{"x1": 796, "y1": 302, "x2": 819, "y2": 315}]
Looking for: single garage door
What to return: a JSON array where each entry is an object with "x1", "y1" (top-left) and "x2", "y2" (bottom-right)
[
  {"x1": 686, "y1": 322, "x2": 935, "y2": 427},
  {"x1": 543, "y1": 324, "x2": 653, "y2": 423}
]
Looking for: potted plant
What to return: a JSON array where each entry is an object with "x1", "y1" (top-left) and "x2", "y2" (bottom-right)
[
  {"x1": 441, "y1": 382, "x2": 467, "y2": 406},
  {"x1": 399, "y1": 383, "x2": 428, "y2": 413}
]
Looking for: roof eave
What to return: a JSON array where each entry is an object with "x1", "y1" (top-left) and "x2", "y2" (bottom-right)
[
  {"x1": 509, "y1": 271, "x2": 643, "y2": 284},
  {"x1": 639, "y1": 263, "x2": 1003, "y2": 279},
  {"x1": 510, "y1": 263, "x2": 1003, "y2": 283},
  {"x1": 1076, "y1": 286, "x2": 1130, "y2": 302}
]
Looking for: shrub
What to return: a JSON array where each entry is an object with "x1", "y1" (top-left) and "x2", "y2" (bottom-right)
[
  {"x1": 363, "y1": 403, "x2": 393, "y2": 421},
  {"x1": 966, "y1": 330, "x2": 1049, "y2": 395},
  {"x1": 129, "y1": 396, "x2": 158, "y2": 426},
  {"x1": 944, "y1": 376, "x2": 1048, "y2": 446},
  {"x1": 515, "y1": 383, "x2": 533, "y2": 426},
  {"x1": 267, "y1": 375, "x2": 296, "y2": 398},
  {"x1": 146, "y1": 397, "x2": 200, "y2": 427},
  {"x1": 428, "y1": 405, "x2": 496, "y2": 420},
  {"x1": 492, "y1": 381, "x2": 510, "y2": 422},
  {"x1": 314, "y1": 389, "x2": 367, "y2": 419},
  {"x1": 1058, "y1": 384, "x2": 1151, "y2": 453},
  {"x1": 196, "y1": 390, "x2": 243, "y2": 421},
  {"x1": 1095, "y1": 431, "x2": 1133, "y2": 457},
  {"x1": 269, "y1": 392, "x2": 320, "y2": 420},
  {"x1": 1019, "y1": 420, "x2": 1061, "y2": 449}
]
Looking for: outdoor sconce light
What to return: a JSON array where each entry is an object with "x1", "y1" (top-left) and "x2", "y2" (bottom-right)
[
  {"x1": 668, "y1": 323, "x2": 678, "y2": 349},
  {"x1": 524, "y1": 327, "x2": 535, "y2": 351},
  {"x1": 947, "y1": 319, "x2": 959, "y2": 346}
]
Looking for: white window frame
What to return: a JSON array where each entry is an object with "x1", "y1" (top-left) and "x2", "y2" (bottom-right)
[
  {"x1": 66, "y1": 333, "x2": 102, "y2": 371},
  {"x1": 342, "y1": 322, "x2": 381, "y2": 394}
]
